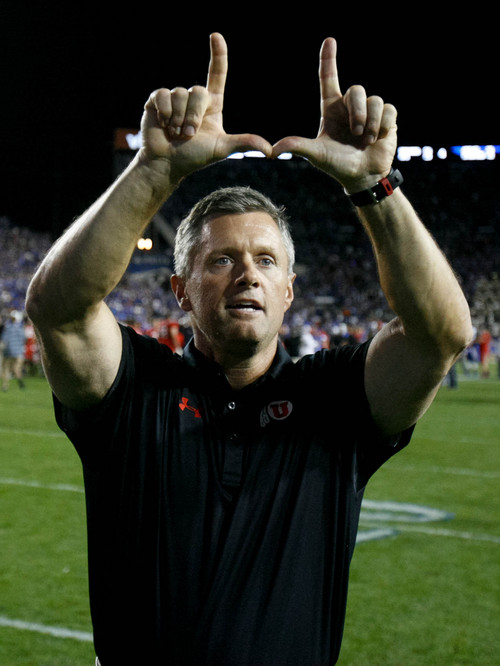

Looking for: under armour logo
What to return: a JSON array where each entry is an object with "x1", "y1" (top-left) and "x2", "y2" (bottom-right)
[
  {"x1": 179, "y1": 397, "x2": 202, "y2": 418},
  {"x1": 260, "y1": 400, "x2": 293, "y2": 427}
]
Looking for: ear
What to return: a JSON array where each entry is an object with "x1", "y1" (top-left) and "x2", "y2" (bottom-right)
[
  {"x1": 171, "y1": 274, "x2": 192, "y2": 312},
  {"x1": 284, "y1": 273, "x2": 296, "y2": 313}
]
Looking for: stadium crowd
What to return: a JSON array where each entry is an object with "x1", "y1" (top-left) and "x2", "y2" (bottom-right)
[{"x1": 1, "y1": 156, "x2": 499, "y2": 384}]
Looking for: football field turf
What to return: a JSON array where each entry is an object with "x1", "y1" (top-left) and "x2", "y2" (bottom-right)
[{"x1": 1, "y1": 371, "x2": 499, "y2": 665}]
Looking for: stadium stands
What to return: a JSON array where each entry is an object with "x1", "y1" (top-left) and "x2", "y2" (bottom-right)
[{"x1": 1, "y1": 156, "x2": 499, "y2": 363}]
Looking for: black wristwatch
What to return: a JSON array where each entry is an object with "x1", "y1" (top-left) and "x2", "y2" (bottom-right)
[{"x1": 346, "y1": 168, "x2": 404, "y2": 206}]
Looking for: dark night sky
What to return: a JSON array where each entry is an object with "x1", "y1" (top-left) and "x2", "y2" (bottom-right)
[{"x1": 1, "y1": 5, "x2": 497, "y2": 234}]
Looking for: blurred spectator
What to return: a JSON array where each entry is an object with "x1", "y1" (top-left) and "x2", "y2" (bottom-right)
[
  {"x1": 24, "y1": 319, "x2": 42, "y2": 376},
  {"x1": 298, "y1": 323, "x2": 319, "y2": 356},
  {"x1": 477, "y1": 326, "x2": 492, "y2": 378},
  {"x1": 149, "y1": 318, "x2": 186, "y2": 354},
  {"x1": 1, "y1": 310, "x2": 26, "y2": 390}
]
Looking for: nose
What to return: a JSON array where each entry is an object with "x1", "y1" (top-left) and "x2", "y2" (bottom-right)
[{"x1": 235, "y1": 258, "x2": 260, "y2": 287}]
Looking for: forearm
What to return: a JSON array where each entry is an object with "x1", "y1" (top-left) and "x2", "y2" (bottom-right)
[
  {"x1": 27, "y1": 151, "x2": 179, "y2": 327},
  {"x1": 357, "y1": 189, "x2": 473, "y2": 356}
]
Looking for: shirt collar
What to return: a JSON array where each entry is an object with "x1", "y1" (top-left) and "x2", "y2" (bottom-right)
[{"x1": 182, "y1": 337, "x2": 294, "y2": 389}]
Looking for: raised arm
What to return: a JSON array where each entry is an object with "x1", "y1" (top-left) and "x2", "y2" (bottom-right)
[
  {"x1": 26, "y1": 33, "x2": 272, "y2": 410},
  {"x1": 273, "y1": 38, "x2": 473, "y2": 434}
]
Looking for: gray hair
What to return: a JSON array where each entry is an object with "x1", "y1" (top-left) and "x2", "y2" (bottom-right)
[{"x1": 173, "y1": 186, "x2": 295, "y2": 277}]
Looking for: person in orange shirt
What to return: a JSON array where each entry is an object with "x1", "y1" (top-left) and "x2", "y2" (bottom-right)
[{"x1": 477, "y1": 326, "x2": 492, "y2": 377}]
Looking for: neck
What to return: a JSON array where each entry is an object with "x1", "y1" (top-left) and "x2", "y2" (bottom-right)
[
  {"x1": 193, "y1": 334, "x2": 278, "y2": 389},
  {"x1": 223, "y1": 354, "x2": 274, "y2": 389}
]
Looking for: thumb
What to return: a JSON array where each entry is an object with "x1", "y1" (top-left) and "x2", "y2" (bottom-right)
[
  {"x1": 272, "y1": 135, "x2": 317, "y2": 160},
  {"x1": 221, "y1": 133, "x2": 273, "y2": 158}
]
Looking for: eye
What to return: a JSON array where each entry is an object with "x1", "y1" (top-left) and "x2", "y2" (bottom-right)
[
  {"x1": 258, "y1": 256, "x2": 275, "y2": 267},
  {"x1": 214, "y1": 256, "x2": 232, "y2": 266}
]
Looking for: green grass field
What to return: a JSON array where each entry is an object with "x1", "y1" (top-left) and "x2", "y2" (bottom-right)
[{"x1": 1, "y1": 371, "x2": 499, "y2": 665}]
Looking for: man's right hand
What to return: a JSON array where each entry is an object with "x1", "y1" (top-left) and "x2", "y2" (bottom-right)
[
  {"x1": 139, "y1": 33, "x2": 273, "y2": 184},
  {"x1": 26, "y1": 33, "x2": 273, "y2": 411}
]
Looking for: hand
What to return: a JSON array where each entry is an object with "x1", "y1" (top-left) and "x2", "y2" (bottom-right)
[
  {"x1": 272, "y1": 38, "x2": 398, "y2": 192},
  {"x1": 140, "y1": 33, "x2": 273, "y2": 183}
]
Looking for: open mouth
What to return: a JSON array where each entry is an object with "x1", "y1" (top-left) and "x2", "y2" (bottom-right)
[{"x1": 226, "y1": 301, "x2": 263, "y2": 312}]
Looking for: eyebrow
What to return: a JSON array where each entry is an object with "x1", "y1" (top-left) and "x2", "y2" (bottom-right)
[{"x1": 206, "y1": 245, "x2": 283, "y2": 262}]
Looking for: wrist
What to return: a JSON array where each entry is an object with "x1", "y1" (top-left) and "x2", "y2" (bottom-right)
[
  {"x1": 134, "y1": 149, "x2": 185, "y2": 199},
  {"x1": 341, "y1": 169, "x2": 391, "y2": 195},
  {"x1": 344, "y1": 168, "x2": 403, "y2": 207},
  {"x1": 135, "y1": 149, "x2": 182, "y2": 184}
]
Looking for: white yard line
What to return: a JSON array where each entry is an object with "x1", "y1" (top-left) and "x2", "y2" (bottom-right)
[
  {"x1": 0, "y1": 615, "x2": 93, "y2": 642},
  {"x1": 384, "y1": 463, "x2": 500, "y2": 479},
  {"x1": 0, "y1": 427, "x2": 65, "y2": 439},
  {"x1": 0, "y1": 477, "x2": 83, "y2": 493},
  {"x1": 396, "y1": 524, "x2": 500, "y2": 544}
]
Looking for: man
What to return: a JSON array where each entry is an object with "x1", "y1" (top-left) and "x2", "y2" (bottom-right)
[
  {"x1": 1, "y1": 310, "x2": 26, "y2": 391},
  {"x1": 27, "y1": 34, "x2": 472, "y2": 665}
]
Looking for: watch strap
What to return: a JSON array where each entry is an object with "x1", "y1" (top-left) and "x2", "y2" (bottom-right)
[{"x1": 347, "y1": 168, "x2": 404, "y2": 206}]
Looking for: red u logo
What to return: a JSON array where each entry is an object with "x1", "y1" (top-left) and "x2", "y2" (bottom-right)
[{"x1": 267, "y1": 401, "x2": 293, "y2": 421}]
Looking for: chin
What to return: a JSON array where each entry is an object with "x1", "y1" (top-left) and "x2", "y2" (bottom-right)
[
  {"x1": 229, "y1": 328, "x2": 280, "y2": 354},
  {"x1": 223, "y1": 333, "x2": 261, "y2": 352}
]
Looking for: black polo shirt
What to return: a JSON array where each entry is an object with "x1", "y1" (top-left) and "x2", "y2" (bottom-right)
[{"x1": 54, "y1": 324, "x2": 412, "y2": 665}]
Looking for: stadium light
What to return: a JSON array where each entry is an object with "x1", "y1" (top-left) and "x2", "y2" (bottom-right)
[
  {"x1": 125, "y1": 131, "x2": 142, "y2": 150},
  {"x1": 451, "y1": 145, "x2": 500, "y2": 161},
  {"x1": 137, "y1": 238, "x2": 153, "y2": 251},
  {"x1": 397, "y1": 146, "x2": 423, "y2": 161},
  {"x1": 422, "y1": 146, "x2": 434, "y2": 162}
]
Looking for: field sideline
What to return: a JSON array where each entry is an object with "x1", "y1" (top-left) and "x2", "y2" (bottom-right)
[{"x1": 1, "y1": 372, "x2": 499, "y2": 665}]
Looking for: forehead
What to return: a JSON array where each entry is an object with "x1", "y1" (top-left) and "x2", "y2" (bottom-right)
[{"x1": 199, "y1": 212, "x2": 284, "y2": 249}]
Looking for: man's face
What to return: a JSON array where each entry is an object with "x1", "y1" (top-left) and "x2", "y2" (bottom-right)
[{"x1": 172, "y1": 212, "x2": 295, "y2": 359}]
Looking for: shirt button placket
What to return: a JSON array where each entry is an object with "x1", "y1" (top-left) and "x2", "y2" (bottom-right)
[{"x1": 222, "y1": 400, "x2": 244, "y2": 488}]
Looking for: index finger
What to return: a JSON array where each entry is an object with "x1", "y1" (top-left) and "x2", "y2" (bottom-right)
[
  {"x1": 319, "y1": 37, "x2": 342, "y2": 101},
  {"x1": 206, "y1": 32, "x2": 228, "y2": 96}
]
